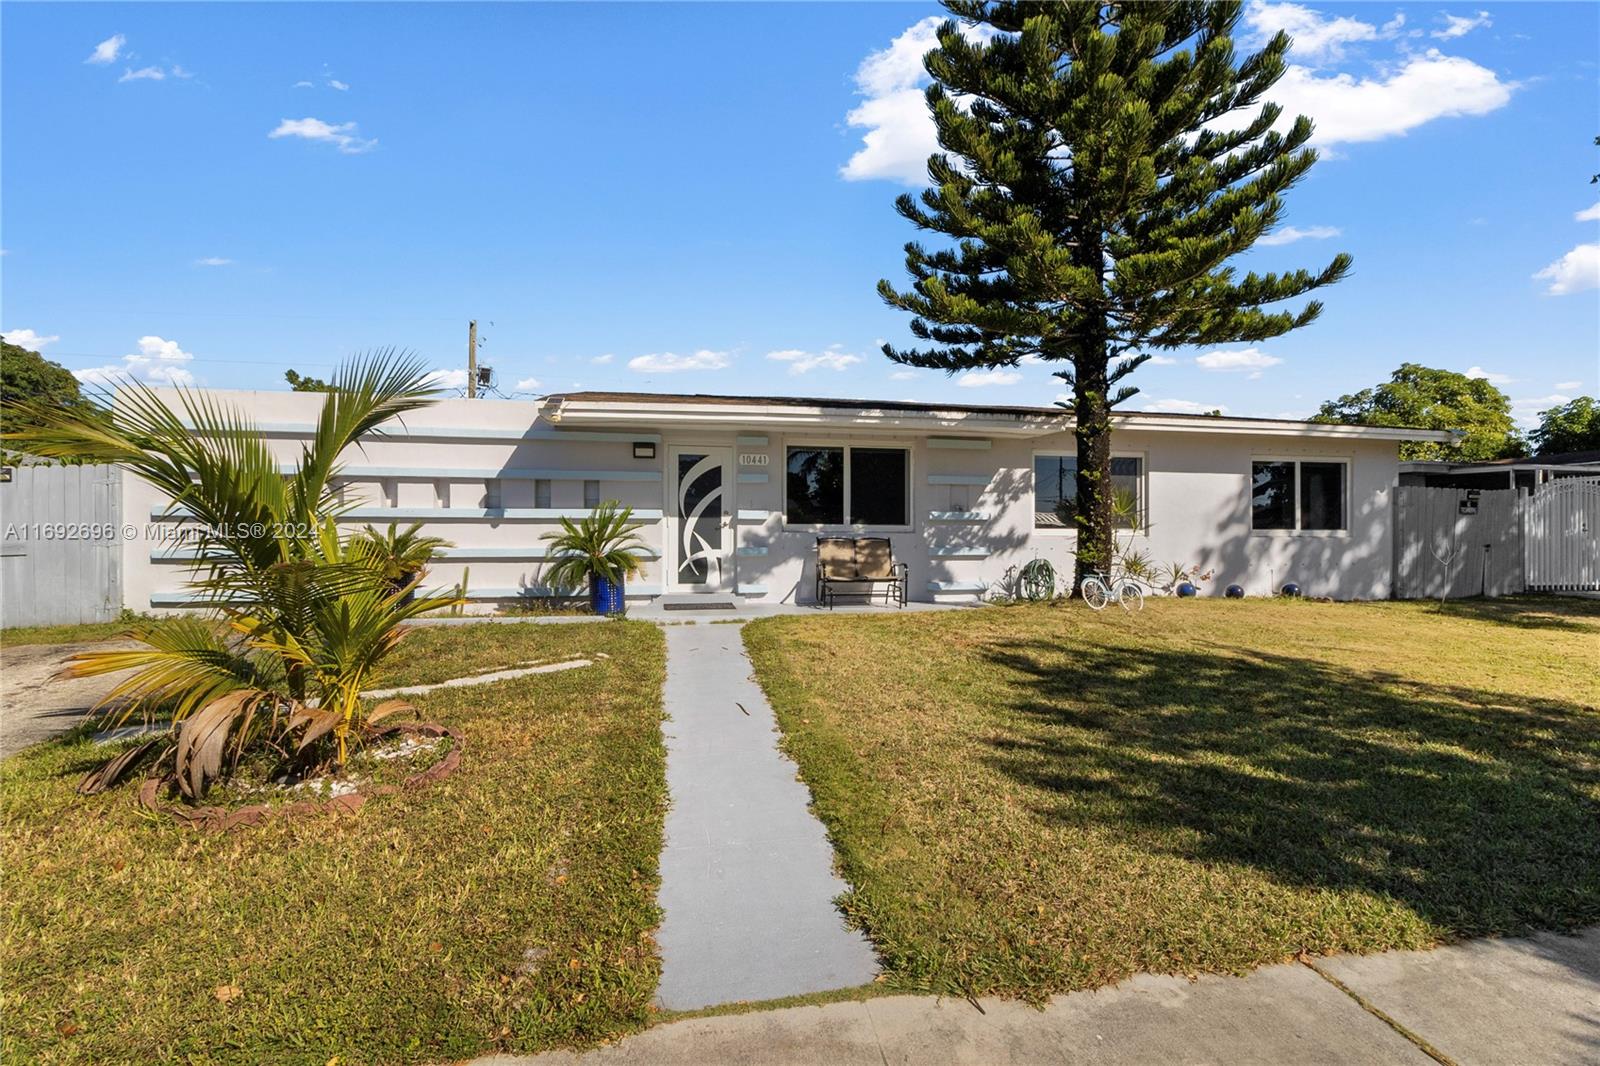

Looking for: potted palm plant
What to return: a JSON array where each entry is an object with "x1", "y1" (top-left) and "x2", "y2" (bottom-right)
[
  {"x1": 539, "y1": 502, "x2": 648, "y2": 615},
  {"x1": 352, "y1": 521, "x2": 451, "y2": 605}
]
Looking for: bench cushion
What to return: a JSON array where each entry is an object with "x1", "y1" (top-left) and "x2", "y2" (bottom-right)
[
  {"x1": 855, "y1": 537, "x2": 894, "y2": 579},
  {"x1": 817, "y1": 537, "x2": 858, "y2": 580}
]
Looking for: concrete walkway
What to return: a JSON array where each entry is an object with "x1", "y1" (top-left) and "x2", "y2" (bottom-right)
[
  {"x1": 652, "y1": 623, "x2": 878, "y2": 1011},
  {"x1": 485, "y1": 926, "x2": 1600, "y2": 1065}
]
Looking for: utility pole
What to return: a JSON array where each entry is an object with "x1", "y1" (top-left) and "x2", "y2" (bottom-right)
[{"x1": 467, "y1": 319, "x2": 478, "y2": 398}]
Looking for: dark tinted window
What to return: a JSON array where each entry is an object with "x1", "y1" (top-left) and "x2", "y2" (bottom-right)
[
  {"x1": 1251, "y1": 461, "x2": 1296, "y2": 529},
  {"x1": 786, "y1": 446, "x2": 844, "y2": 525},
  {"x1": 1300, "y1": 462, "x2": 1346, "y2": 530},
  {"x1": 1034, "y1": 455, "x2": 1076, "y2": 527},
  {"x1": 1110, "y1": 456, "x2": 1142, "y2": 529},
  {"x1": 850, "y1": 448, "x2": 908, "y2": 527}
]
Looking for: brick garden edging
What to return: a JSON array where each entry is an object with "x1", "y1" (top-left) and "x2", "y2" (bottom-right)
[{"x1": 136, "y1": 721, "x2": 465, "y2": 833}]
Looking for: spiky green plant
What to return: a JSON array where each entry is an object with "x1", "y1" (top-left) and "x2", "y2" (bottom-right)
[
  {"x1": 351, "y1": 521, "x2": 452, "y2": 599},
  {"x1": 539, "y1": 502, "x2": 648, "y2": 592},
  {"x1": 3, "y1": 350, "x2": 463, "y2": 798}
]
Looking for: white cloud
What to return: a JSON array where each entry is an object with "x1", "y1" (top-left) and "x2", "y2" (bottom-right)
[
  {"x1": 1242, "y1": 1, "x2": 1379, "y2": 61},
  {"x1": 268, "y1": 117, "x2": 376, "y2": 155},
  {"x1": 293, "y1": 80, "x2": 315, "y2": 88},
  {"x1": 1141, "y1": 398, "x2": 1232, "y2": 415},
  {"x1": 86, "y1": 34, "x2": 125, "y2": 65},
  {"x1": 194, "y1": 256, "x2": 233, "y2": 267},
  {"x1": 840, "y1": 16, "x2": 995, "y2": 185},
  {"x1": 1534, "y1": 243, "x2": 1600, "y2": 296},
  {"x1": 1576, "y1": 203, "x2": 1600, "y2": 223},
  {"x1": 422, "y1": 368, "x2": 468, "y2": 390},
  {"x1": 171, "y1": 65, "x2": 194, "y2": 79},
  {"x1": 1145, "y1": 355, "x2": 1179, "y2": 366},
  {"x1": 2, "y1": 328, "x2": 60, "y2": 350},
  {"x1": 1433, "y1": 11, "x2": 1491, "y2": 40},
  {"x1": 956, "y1": 369, "x2": 1022, "y2": 387},
  {"x1": 766, "y1": 346, "x2": 862, "y2": 374},
  {"x1": 627, "y1": 349, "x2": 730, "y2": 373},
  {"x1": 513, "y1": 376, "x2": 542, "y2": 392},
  {"x1": 1464, "y1": 366, "x2": 1513, "y2": 386},
  {"x1": 590, "y1": 353, "x2": 615, "y2": 365},
  {"x1": 1257, "y1": 224, "x2": 1342, "y2": 246},
  {"x1": 328, "y1": 79, "x2": 350, "y2": 91},
  {"x1": 1511, "y1": 393, "x2": 1574, "y2": 428},
  {"x1": 1266, "y1": 50, "x2": 1513, "y2": 145},
  {"x1": 1195, "y1": 348, "x2": 1282, "y2": 378},
  {"x1": 119, "y1": 66, "x2": 166, "y2": 83},
  {"x1": 889, "y1": 369, "x2": 919, "y2": 380},
  {"x1": 74, "y1": 335, "x2": 197, "y2": 388},
  {"x1": 1554, "y1": 381, "x2": 1583, "y2": 391}
]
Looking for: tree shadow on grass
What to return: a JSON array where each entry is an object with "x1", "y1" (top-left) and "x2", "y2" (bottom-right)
[
  {"x1": 1416, "y1": 596, "x2": 1600, "y2": 633},
  {"x1": 980, "y1": 639, "x2": 1600, "y2": 942}
]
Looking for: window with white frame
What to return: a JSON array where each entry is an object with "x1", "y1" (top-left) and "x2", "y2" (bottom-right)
[
  {"x1": 1033, "y1": 454, "x2": 1143, "y2": 529},
  {"x1": 1251, "y1": 459, "x2": 1347, "y2": 531},
  {"x1": 785, "y1": 445, "x2": 909, "y2": 527}
]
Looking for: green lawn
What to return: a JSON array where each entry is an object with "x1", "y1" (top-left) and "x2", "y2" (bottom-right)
[
  {"x1": 0, "y1": 619, "x2": 142, "y2": 646},
  {"x1": 745, "y1": 597, "x2": 1600, "y2": 1003},
  {"x1": 1, "y1": 620, "x2": 667, "y2": 1064}
]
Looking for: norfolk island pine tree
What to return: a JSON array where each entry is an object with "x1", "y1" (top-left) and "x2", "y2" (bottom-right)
[{"x1": 876, "y1": 0, "x2": 1350, "y2": 588}]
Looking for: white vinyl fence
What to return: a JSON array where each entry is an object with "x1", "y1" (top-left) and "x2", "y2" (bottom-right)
[
  {"x1": 0, "y1": 464, "x2": 124, "y2": 628},
  {"x1": 1395, "y1": 480, "x2": 1600, "y2": 599}
]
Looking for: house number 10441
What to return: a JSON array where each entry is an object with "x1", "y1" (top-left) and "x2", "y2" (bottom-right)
[{"x1": 739, "y1": 453, "x2": 770, "y2": 467}]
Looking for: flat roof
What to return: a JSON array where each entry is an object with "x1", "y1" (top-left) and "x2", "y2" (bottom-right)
[{"x1": 546, "y1": 390, "x2": 1454, "y2": 440}]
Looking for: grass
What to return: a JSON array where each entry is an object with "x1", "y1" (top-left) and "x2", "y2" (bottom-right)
[
  {"x1": 0, "y1": 619, "x2": 141, "y2": 646},
  {"x1": 744, "y1": 596, "x2": 1600, "y2": 1004},
  {"x1": 1, "y1": 620, "x2": 668, "y2": 1064}
]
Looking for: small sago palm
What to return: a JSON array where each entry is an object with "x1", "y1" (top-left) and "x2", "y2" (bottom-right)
[
  {"x1": 351, "y1": 521, "x2": 452, "y2": 599},
  {"x1": 539, "y1": 502, "x2": 648, "y2": 592},
  {"x1": 3, "y1": 350, "x2": 463, "y2": 799}
]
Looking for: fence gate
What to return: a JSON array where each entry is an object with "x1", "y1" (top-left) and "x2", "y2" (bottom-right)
[
  {"x1": 0, "y1": 464, "x2": 123, "y2": 627},
  {"x1": 1394, "y1": 485, "x2": 1526, "y2": 599},
  {"x1": 1525, "y1": 479, "x2": 1600, "y2": 592}
]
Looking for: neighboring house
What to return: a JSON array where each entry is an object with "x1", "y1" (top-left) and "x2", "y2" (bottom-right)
[
  {"x1": 1400, "y1": 451, "x2": 1600, "y2": 492},
  {"x1": 123, "y1": 389, "x2": 1453, "y2": 610}
]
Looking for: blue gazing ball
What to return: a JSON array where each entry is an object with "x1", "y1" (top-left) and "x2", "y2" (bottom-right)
[
  {"x1": 1225, "y1": 584, "x2": 1245, "y2": 598},
  {"x1": 1176, "y1": 582, "x2": 1198, "y2": 598},
  {"x1": 1280, "y1": 582, "x2": 1302, "y2": 598}
]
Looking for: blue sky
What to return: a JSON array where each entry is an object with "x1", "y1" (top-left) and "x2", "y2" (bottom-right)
[{"x1": 3, "y1": 1, "x2": 1596, "y2": 426}]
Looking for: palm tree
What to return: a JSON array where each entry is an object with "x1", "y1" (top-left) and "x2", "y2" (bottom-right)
[
  {"x1": 350, "y1": 521, "x2": 453, "y2": 603},
  {"x1": 4, "y1": 350, "x2": 463, "y2": 798},
  {"x1": 539, "y1": 503, "x2": 648, "y2": 611}
]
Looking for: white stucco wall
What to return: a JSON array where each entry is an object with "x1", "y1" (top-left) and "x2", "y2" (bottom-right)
[{"x1": 121, "y1": 390, "x2": 1401, "y2": 611}]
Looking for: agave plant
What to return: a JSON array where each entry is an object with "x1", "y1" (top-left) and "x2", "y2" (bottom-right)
[
  {"x1": 2, "y1": 350, "x2": 464, "y2": 799},
  {"x1": 539, "y1": 502, "x2": 648, "y2": 591}
]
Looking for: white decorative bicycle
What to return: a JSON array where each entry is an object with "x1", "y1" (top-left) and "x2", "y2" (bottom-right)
[{"x1": 1078, "y1": 571, "x2": 1145, "y2": 612}]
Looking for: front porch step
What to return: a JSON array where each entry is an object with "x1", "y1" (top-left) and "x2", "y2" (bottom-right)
[{"x1": 657, "y1": 594, "x2": 739, "y2": 611}]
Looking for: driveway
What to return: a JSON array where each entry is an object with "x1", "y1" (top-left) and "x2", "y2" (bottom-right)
[{"x1": 0, "y1": 640, "x2": 140, "y2": 757}]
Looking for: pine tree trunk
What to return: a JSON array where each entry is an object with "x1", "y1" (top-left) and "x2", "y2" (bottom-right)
[{"x1": 1073, "y1": 344, "x2": 1114, "y2": 593}]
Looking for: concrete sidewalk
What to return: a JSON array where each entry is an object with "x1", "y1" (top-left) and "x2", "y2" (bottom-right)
[
  {"x1": 484, "y1": 927, "x2": 1600, "y2": 1065},
  {"x1": 651, "y1": 623, "x2": 878, "y2": 1011}
]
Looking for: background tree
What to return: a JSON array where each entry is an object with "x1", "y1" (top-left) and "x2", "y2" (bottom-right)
[
  {"x1": 285, "y1": 368, "x2": 334, "y2": 392},
  {"x1": 1, "y1": 339, "x2": 91, "y2": 437},
  {"x1": 1312, "y1": 363, "x2": 1523, "y2": 461},
  {"x1": 877, "y1": 0, "x2": 1349, "y2": 585},
  {"x1": 1529, "y1": 396, "x2": 1600, "y2": 455}
]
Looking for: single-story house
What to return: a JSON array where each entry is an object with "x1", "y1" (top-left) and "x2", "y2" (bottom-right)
[{"x1": 125, "y1": 389, "x2": 1453, "y2": 610}]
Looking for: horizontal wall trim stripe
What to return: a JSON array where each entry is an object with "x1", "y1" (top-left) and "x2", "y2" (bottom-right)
[
  {"x1": 314, "y1": 467, "x2": 662, "y2": 482},
  {"x1": 735, "y1": 545, "x2": 769, "y2": 556},
  {"x1": 736, "y1": 473, "x2": 769, "y2": 484},
  {"x1": 198, "y1": 422, "x2": 662, "y2": 445},
  {"x1": 930, "y1": 548, "x2": 990, "y2": 558},
  {"x1": 418, "y1": 585, "x2": 661, "y2": 600},
  {"x1": 735, "y1": 435, "x2": 769, "y2": 446},
  {"x1": 150, "y1": 506, "x2": 665, "y2": 521},
  {"x1": 927, "y1": 437, "x2": 992, "y2": 450},
  {"x1": 735, "y1": 584, "x2": 768, "y2": 596},
  {"x1": 927, "y1": 581, "x2": 987, "y2": 593},
  {"x1": 927, "y1": 511, "x2": 990, "y2": 522},
  {"x1": 736, "y1": 510, "x2": 768, "y2": 521},
  {"x1": 927, "y1": 474, "x2": 991, "y2": 486}
]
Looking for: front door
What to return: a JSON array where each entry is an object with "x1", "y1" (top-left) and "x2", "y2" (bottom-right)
[{"x1": 668, "y1": 447, "x2": 732, "y2": 593}]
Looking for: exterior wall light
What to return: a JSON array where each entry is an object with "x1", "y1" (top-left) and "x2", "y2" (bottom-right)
[{"x1": 633, "y1": 442, "x2": 657, "y2": 459}]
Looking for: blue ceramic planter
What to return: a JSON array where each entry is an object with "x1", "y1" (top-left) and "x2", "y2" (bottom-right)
[
  {"x1": 1176, "y1": 581, "x2": 1198, "y2": 598},
  {"x1": 591, "y1": 574, "x2": 625, "y2": 615}
]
